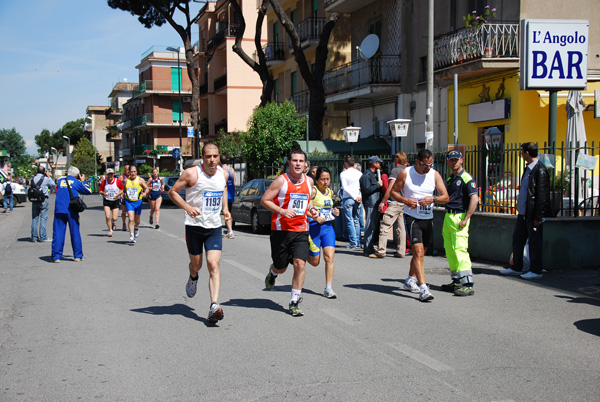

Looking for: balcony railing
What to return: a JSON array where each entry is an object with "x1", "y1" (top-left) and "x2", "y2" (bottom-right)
[
  {"x1": 140, "y1": 80, "x2": 192, "y2": 93},
  {"x1": 214, "y1": 74, "x2": 227, "y2": 92},
  {"x1": 296, "y1": 17, "x2": 326, "y2": 43},
  {"x1": 434, "y1": 23, "x2": 519, "y2": 69},
  {"x1": 106, "y1": 132, "x2": 122, "y2": 142},
  {"x1": 323, "y1": 55, "x2": 402, "y2": 96},
  {"x1": 130, "y1": 113, "x2": 191, "y2": 127},
  {"x1": 291, "y1": 90, "x2": 310, "y2": 114},
  {"x1": 207, "y1": 23, "x2": 240, "y2": 51},
  {"x1": 262, "y1": 42, "x2": 286, "y2": 62}
]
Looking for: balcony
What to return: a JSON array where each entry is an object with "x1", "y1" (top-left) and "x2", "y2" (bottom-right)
[
  {"x1": 106, "y1": 132, "x2": 122, "y2": 142},
  {"x1": 323, "y1": 55, "x2": 402, "y2": 101},
  {"x1": 214, "y1": 74, "x2": 227, "y2": 92},
  {"x1": 139, "y1": 80, "x2": 192, "y2": 94},
  {"x1": 325, "y1": 0, "x2": 375, "y2": 13},
  {"x1": 289, "y1": 18, "x2": 326, "y2": 51},
  {"x1": 130, "y1": 113, "x2": 191, "y2": 128},
  {"x1": 105, "y1": 107, "x2": 122, "y2": 119},
  {"x1": 261, "y1": 42, "x2": 286, "y2": 67},
  {"x1": 206, "y1": 23, "x2": 240, "y2": 51},
  {"x1": 434, "y1": 23, "x2": 519, "y2": 80},
  {"x1": 291, "y1": 90, "x2": 310, "y2": 115},
  {"x1": 200, "y1": 82, "x2": 208, "y2": 96}
]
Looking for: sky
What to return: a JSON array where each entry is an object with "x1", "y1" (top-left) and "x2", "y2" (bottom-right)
[{"x1": 0, "y1": 0, "x2": 201, "y2": 156}]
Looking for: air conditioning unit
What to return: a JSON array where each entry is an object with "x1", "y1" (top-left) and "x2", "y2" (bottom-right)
[{"x1": 183, "y1": 97, "x2": 191, "y2": 103}]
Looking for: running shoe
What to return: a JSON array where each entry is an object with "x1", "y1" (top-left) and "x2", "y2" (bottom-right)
[
  {"x1": 265, "y1": 269, "x2": 276, "y2": 290},
  {"x1": 113, "y1": 223, "x2": 117, "y2": 231},
  {"x1": 403, "y1": 278, "x2": 420, "y2": 293},
  {"x1": 134, "y1": 228, "x2": 139, "y2": 238},
  {"x1": 108, "y1": 230, "x2": 113, "y2": 237},
  {"x1": 122, "y1": 224, "x2": 127, "y2": 232},
  {"x1": 186, "y1": 275, "x2": 198, "y2": 298},
  {"x1": 440, "y1": 280, "x2": 461, "y2": 292},
  {"x1": 149, "y1": 216, "x2": 153, "y2": 225},
  {"x1": 129, "y1": 235, "x2": 136, "y2": 245},
  {"x1": 207, "y1": 303, "x2": 224, "y2": 324},
  {"x1": 419, "y1": 288, "x2": 434, "y2": 302},
  {"x1": 155, "y1": 224, "x2": 160, "y2": 229},
  {"x1": 225, "y1": 231, "x2": 235, "y2": 239},
  {"x1": 454, "y1": 285, "x2": 474, "y2": 296},
  {"x1": 323, "y1": 287, "x2": 337, "y2": 299},
  {"x1": 289, "y1": 298, "x2": 304, "y2": 316},
  {"x1": 74, "y1": 257, "x2": 85, "y2": 262}
]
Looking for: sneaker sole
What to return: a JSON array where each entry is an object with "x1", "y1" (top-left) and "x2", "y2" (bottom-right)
[
  {"x1": 290, "y1": 310, "x2": 304, "y2": 317},
  {"x1": 419, "y1": 294, "x2": 434, "y2": 302},
  {"x1": 454, "y1": 291, "x2": 475, "y2": 296},
  {"x1": 208, "y1": 308, "x2": 224, "y2": 323},
  {"x1": 324, "y1": 294, "x2": 337, "y2": 299}
]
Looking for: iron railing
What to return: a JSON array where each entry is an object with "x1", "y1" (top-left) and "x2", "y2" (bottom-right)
[
  {"x1": 295, "y1": 17, "x2": 326, "y2": 43},
  {"x1": 139, "y1": 80, "x2": 192, "y2": 93},
  {"x1": 290, "y1": 90, "x2": 310, "y2": 114},
  {"x1": 262, "y1": 42, "x2": 286, "y2": 62},
  {"x1": 434, "y1": 23, "x2": 519, "y2": 69},
  {"x1": 323, "y1": 55, "x2": 402, "y2": 95}
]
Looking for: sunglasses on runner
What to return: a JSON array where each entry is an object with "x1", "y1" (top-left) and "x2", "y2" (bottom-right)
[{"x1": 419, "y1": 161, "x2": 434, "y2": 167}]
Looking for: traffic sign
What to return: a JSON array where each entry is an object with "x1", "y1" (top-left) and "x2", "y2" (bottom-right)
[{"x1": 172, "y1": 148, "x2": 181, "y2": 159}]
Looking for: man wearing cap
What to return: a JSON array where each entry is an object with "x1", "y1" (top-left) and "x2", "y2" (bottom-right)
[
  {"x1": 30, "y1": 166, "x2": 56, "y2": 242},
  {"x1": 440, "y1": 150, "x2": 479, "y2": 296},
  {"x1": 359, "y1": 156, "x2": 384, "y2": 257},
  {"x1": 99, "y1": 168, "x2": 124, "y2": 237}
]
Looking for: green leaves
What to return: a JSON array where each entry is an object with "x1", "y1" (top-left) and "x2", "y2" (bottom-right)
[
  {"x1": 0, "y1": 128, "x2": 26, "y2": 160},
  {"x1": 71, "y1": 137, "x2": 102, "y2": 177}
]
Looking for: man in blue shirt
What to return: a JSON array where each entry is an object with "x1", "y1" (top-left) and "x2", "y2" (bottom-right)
[
  {"x1": 30, "y1": 166, "x2": 56, "y2": 242},
  {"x1": 51, "y1": 166, "x2": 91, "y2": 263}
]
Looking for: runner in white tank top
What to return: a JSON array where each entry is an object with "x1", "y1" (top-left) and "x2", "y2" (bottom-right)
[
  {"x1": 390, "y1": 150, "x2": 449, "y2": 302},
  {"x1": 168, "y1": 143, "x2": 231, "y2": 324}
]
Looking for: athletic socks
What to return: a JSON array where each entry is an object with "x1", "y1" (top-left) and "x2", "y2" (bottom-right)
[
  {"x1": 419, "y1": 284, "x2": 428, "y2": 292},
  {"x1": 270, "y1": 266, "x2": 278, "y2": 277},
  {"x1": 290, "y1": 289, "x2": 302, "y2": 303}
]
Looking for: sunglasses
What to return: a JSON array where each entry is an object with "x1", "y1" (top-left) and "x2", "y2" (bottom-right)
[{"x1": 419, "y1": 161, "x2": 434, "y2": 167}]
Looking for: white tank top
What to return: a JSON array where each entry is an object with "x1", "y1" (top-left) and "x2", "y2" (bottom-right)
[
  {"x1": 103, "y1": 178, "x2": 120, "y2": 201},
  {"x1": 403, "y1": 166, "x2": 437, "y2": 220},
  {"x1": 184, "y1": 165, "x2": 226, "y2": 228}
]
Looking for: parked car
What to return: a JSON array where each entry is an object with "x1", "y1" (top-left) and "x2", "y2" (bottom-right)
[
  {"x1": 161, "y1": 176, "x2": 186, "y2": 204},
  {"x1": 0, "y1": 181, "x2": 27, "y2": 205},
  {"x1": 231, "y1": 179, "x2": 274, "y2": 233}
]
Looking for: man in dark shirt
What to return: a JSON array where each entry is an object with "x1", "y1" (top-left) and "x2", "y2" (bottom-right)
[
  {"x1": 440, "y1": 150, "x2": 479, "y2": 296},
  {"x1": 359, "y1": 156, "x2": 383, "y2": 257}
]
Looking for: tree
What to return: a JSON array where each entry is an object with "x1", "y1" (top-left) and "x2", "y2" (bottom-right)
[
  {"x1": 215, "y1": 130, "x2": 242, "y2": 159},
  {"x1": 71, "y1": 137, "x2": 102, "y2": 177},
  {"x1": 269, "y1": 0, "x2": 338, "y2": 140},
  {"x1": 35, "y1": 118, "x2": 85, "y2": 156},
  {"x1": 229, "y1": 0, "x2": 274, "y2": 106},
  {"x1": 56, "y1": 119, "x2": 85, "y2": 147},
  {"x1": 0, "y1": 128, "x2": 26, "y2": 160},
  {"x1": 240, "y1": 101, "x2": 305, "y2": 178},
  {"x1": 108, "y1": 0, "x2": 202, "y2": 157}
]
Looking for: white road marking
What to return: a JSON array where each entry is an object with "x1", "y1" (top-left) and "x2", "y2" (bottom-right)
[
  {"x1": 388, "y1": 343, "x2": 453, "y2": 372},
  {"x1": 223, "y1": 259, "x2": 264, "y2": 281},
  {"x1": 320, "y1": 307, "x2": 358, "y2": 325}
]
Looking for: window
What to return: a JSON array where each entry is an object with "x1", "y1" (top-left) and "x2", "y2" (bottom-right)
[
  {"x1": 171, "y1": 67, "x2": 182, "y2": 91},
  {"x1": 172, "y1": 100, "x2": 182, "y2": 122},
  {"x1": 291, "y1": 10, "x2": 297, "y2": 26},
  {"x1": 291, "y1": 72, "x2": 297, "y2": 95},
  {"x1": 273, "y1": 22, "x2": 279, "y2": 43}
]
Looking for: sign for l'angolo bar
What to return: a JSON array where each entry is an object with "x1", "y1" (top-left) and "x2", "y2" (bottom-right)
[{"x1": 520, "y1": 19, "x2": 589, "y2": 90}]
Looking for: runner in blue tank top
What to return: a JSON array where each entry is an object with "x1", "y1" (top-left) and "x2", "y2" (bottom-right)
[{"x1": 220, "y1": 155, "x2": 236, "y2": 239}]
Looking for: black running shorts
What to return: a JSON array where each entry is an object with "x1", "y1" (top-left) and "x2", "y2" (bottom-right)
[
  {"x1": 103, "y1": 199, "x2": 121, "y2": 210},
  {"x1": 270, "y1": 230, "x2": 309, "y2": 269},
  {"x1": 185, "y1": 226, "x2": 222, "y2": 256},
  {"x1": 405, "y1": 215, "x2": 433, "y2": 246}
]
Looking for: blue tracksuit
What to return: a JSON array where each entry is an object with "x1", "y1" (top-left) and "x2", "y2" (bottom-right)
[{"x1": 51, "y1": 176, "x2": 91, "y2": 261}]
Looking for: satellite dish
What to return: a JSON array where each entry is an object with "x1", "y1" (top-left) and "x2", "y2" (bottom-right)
[{"x1": 358, "y1": 34, "x2": 379, "y2": 60}]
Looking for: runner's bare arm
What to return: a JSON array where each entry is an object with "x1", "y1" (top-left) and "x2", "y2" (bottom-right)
[
  {"x1": 170, "y1": 167, "x2": 201, "y2": 217},
  {"x1": 261, "y1": 176, "x2": 295, "y2": 218},
  {"x1": 222, "y1": 169, "x2": 231, "y2": 221},
  {"x1": 390, "y1": 169, "x2": 417, "y2": 209}
]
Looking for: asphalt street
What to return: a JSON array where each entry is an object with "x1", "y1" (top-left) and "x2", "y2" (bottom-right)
[{"x1": 0, "y1": 195, "x2": 599, "y2": 401}]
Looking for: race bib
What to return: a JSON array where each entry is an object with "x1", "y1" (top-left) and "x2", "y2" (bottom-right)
[
  {"x1": 416, "y1": 198, "x2": 433, "y2": 217},
  {"x1": 202, "y1": 190, "x2": 223, "y2": 214},
  {"x1": 289, "y1": 193, "x2": 309, "y2": 216},
  {"x1": 152, "y1": 182, "x2": 160, "y2": 191},
  {"x1": 106, "y1": 190, "x2": 116, "y2": 200},
  {"x1": 319, "y1": 199, "x2": 335, "y2": 221},
  {"x1": 126, "y1": 188, "x2": 139, "y2": 200}
]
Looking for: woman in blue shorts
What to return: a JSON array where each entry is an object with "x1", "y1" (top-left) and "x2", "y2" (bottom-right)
[
  {"x1": 307, "y1": 167, "x2": 340, "y2": 299},
  {"x1": 146, "y1": 168, "x2": 164, "y2": 229}
]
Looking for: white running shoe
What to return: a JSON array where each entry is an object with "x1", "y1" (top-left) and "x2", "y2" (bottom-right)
[
  {"x1": 419, "y1": 288, "x2": 434, "y2": 302},
  {"x1": 208, "y1": 303, "x2": 224, "y2": 323},
  {"x1": 108, "y1": 230, "x2": 113, "y2": 237},
  {"x1": 324, "y1": 287, "x2": 337, "y2": 299},
  {"x1": 134, "y1": 229, "x2": 139, "y2": 238},
  {"x1": 403, "y1": 278, "x2": 420, "y2": 293},
  {"x1": 129, "y1": 235, "x2": 136, "y2": 245},
  {"x1": 186, "y1": 276, "x2": 198, "y2": 298}
]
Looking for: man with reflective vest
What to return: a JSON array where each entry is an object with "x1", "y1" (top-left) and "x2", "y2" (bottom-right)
[{"x1": 440, "y1": 150, "x2": 479, "y2": 296}]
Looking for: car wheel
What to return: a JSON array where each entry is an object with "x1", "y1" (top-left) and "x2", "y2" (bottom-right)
[{"x1": 251, "y1": 210, "x2": 260, "y2": 233}]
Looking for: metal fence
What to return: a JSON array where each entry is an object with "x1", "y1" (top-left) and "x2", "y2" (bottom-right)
[{"x1": 259, "y1": 143, "x2": 598, "y2": 217}]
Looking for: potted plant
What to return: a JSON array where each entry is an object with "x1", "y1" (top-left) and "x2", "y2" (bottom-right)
[{"x1": 462, "y1": 5, "x2": 497, "y2": 59}]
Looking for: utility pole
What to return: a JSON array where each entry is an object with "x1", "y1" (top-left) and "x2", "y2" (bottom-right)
[{"x1": 425, "y1": 0, "x2": 434, "y2": 150}]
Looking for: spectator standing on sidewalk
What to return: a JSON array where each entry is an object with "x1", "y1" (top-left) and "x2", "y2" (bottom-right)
[
  {"x1": 375, "y1": 152, "x2": 409, "y2": 258},
  {"x1": 2, "y1": 174, "x2": 15, "y2": 213},
  {"x1": 339, "y1": 157, "x2": 363, "y2": 249},
  {"x1": 220, "y1": 155, "x2": 236, "y2": 239},
  {"x1": 439, "y1": 150, "x2": 479, "y2": 296},
  {"x1": 359, "y1": 156, "x2": 384, "y2": 257},
  {"x1": 501, "y1": 142, "x2": 550, "y2": 280},
  {"x1": 30, "y1": 166, "x2": 56, "y2": 241}
]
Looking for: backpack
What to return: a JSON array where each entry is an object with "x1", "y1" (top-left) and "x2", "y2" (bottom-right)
[
  {"x1": 27, "y1": 176, "x2": 46, "y2": 202},
  {"x1": 4, "y1": 181, "x2": 12, "y2": 195}
]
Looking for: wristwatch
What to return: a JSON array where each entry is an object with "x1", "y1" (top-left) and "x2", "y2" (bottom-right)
[{"x1": 433, "y1": 195, "x2": 437, "y2": 203}]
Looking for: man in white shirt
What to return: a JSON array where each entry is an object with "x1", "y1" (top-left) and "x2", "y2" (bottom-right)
[{"x1": 340, "y1": 157, "x2": 363, "y2": 249}]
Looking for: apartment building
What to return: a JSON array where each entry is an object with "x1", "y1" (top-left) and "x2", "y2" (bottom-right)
[
  {"x1": 105, "y1": 81, "x2": 138, "y2": 168},
  {"x1": 83, "y1": 106, "x2": 112, "y2": 166},
  {"x1": 195, "y1": 0, "x2": 265, "y2": 138},
  {"x1": 119, "y1": 46, "x2": 194, "y2": 171}
]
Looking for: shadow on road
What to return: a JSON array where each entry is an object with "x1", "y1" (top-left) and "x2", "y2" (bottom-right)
[
  {"x1": 221, "y1": 298, "x2": 287, "y2": 314},
  {"x1": 344, "y1": 283, "x2": 415, "y2": 300},
  {"x1": 573, "y1": 318, "x2": 600, "y2": 337},
  {"x1": 130, "y1": 303, "x2": 215, "y2": 326}
]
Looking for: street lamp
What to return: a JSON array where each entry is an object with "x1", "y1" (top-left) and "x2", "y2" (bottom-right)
[
  {"x1": 166, "y1": 46, "x2": 183, "y2": 172},
  {"x1": 63, "y1": 136, "x2": 70, "y2": 171},
  {"x1": 50, "y1": 147, "x2": 58, "y2": 180}
]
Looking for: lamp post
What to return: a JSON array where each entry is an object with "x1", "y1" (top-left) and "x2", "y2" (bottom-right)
[
  {"x1": 50, "y1": 147, "x2": 58, "y2": 180},
  {"x1": 166, "y1": 46, "x2": 183, "y2": 172},
  {"x1": 63, "y1": 136, "x2": 70, "y2": 171}
]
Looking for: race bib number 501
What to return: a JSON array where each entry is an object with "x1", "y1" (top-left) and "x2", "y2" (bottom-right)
[{"x1": 290, "y1": 193, "x2": 309, "y2": 215}]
